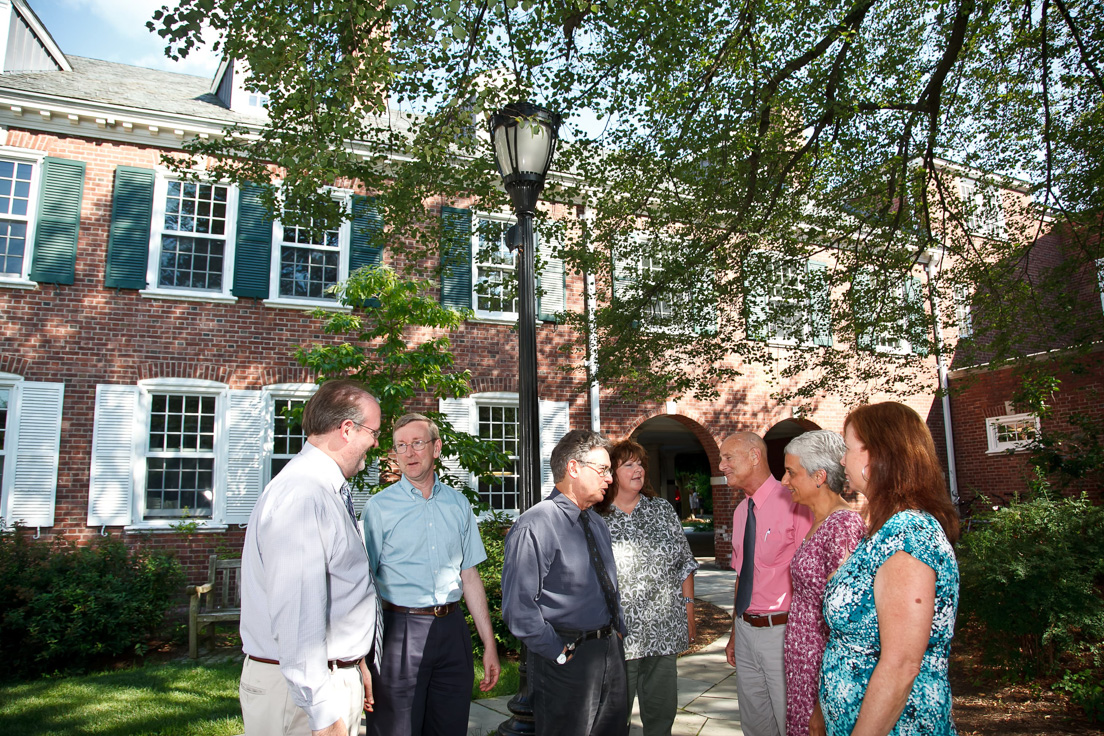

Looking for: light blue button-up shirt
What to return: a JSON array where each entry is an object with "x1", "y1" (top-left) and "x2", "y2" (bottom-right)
[{"x1": 362, "y1": 474, "x2": 487, "y2": 607}]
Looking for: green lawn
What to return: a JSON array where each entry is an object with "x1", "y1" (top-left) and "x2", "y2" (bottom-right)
[
  {"x1": 0, "y1": 660, "x2": 244, "y2": 736},
  {"x1": 0, "y1": 654, "x2": 520, "y2": 736}
]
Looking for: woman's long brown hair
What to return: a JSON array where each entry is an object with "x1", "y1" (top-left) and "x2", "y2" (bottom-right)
[
  {"x1": 844, "y1": 402, "x2": 960, "y2": 543},
  {"x1": 595, "y1": 439, "x2": 657, "y2": 516}
]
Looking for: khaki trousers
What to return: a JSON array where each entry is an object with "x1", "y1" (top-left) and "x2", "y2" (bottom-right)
[{"x1": 239, "y1": 656, "x2": 363, "y2": 736}]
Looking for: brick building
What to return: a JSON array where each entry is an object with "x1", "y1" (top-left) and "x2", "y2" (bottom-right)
[{"x1": 0, "y1": 2, "x2": 1095, "y2": 582}]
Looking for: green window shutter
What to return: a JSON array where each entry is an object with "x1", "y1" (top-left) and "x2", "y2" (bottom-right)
[
  {"x1": 104, "y1": 166, "x2": 154, "y2": 289},
  {"x1": 907, "y1": 276, "x2": 930, "y2": 356},
  {"x1": 807, "y1": 260, "x2": 833, "y2": 347},
  {"x1": 440, "y1": 206, "x2": 472, "y2": 309},
  {"x1": 537, "y1": 229, "x2": 566, "y2": 322},
  {"x1": 29, "y1": 157, "x2": 86, "y2": 285},
  {"x1": 350, "y1": 195, "x2": 384, "y2": 273},
  {"x1": 232, "y1": 183, "x2": 273, "y2": 298},
  {"x1": 743, "y1": 251, "x2": 770, "y2": 341}
]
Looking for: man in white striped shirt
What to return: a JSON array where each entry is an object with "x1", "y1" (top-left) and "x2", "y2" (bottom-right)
[{"x1": 240, "y1": 379, "x2": 384, "y2": 736}]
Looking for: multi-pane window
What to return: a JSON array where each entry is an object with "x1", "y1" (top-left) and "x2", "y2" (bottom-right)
[
  {"x1": 477, "y1": 404, "x2": 519, "y2": 511},
  {"x1": 986, "y1": 413, "x2": 1040, "y2": 453},
  {"x1": 158, "y1": 180, "x2": 229, "y2": 290},
  {"x1": 278, "y1": 216, "x2": 341, "y2": 299},
  {"x1": 145, "y1": 393, "x2": 216, "y2": 518},
  {"x1": 0, "y1": 158, "x2": 33, "y2": 278},
  {"x1": 767, "y1": 261, "x2": 806, "y2": 342},
  {"x1": 640, "y1": 256, "x2": 673, "y2": 319},
  {"x1": 960, "y1": 178, "x2": 1006, "y2": 240},
  {"x1": 474, "y1": 218, "x2": 518, "y2": 315},
  {"x1": 954, "y1": 285, "x2": 974, "y2": 339},
  {"x1": 270, "y1": 398, "x2": 307, "y2": 478}
]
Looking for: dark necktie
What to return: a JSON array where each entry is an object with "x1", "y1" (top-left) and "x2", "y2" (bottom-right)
[
  {"x1": 578, "y1": 510, "x2": 621, "y2": 627},
  {"x1": 735, "y1": 497, "x2": 756, "y2": 616},
  {"x1": 341, "y1": 482, "x2": 383, "y2": 664}
]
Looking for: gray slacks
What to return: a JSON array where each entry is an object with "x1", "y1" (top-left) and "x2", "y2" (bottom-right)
[{"x1": 731, "y1": 617, "x2": 787, "y2": 736}]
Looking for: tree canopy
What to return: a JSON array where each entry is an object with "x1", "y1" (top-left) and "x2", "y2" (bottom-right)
[{"x1": 152, "y1": 0, "x2": 1104, "y2": 404}]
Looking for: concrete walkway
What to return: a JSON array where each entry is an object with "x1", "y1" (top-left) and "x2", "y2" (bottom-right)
[{"x1": 465, "y1": 559, "x2": 744, "y2": 736}]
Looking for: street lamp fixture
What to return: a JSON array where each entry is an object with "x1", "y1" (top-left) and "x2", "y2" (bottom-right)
[{"x1": 489, "y1": 100, "x2": 560, "y2": 736}]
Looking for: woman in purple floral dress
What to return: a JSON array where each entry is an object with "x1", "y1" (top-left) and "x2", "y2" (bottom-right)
[{"x1": 780, "y1": 431, "x2": 865, "y2": 736}]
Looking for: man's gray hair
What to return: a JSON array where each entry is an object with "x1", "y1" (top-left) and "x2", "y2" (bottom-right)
[
  {"x1": 784, "y1": 430, "x2": 847, "y2": 494},
  {"x1": 550, "y1": 429, "x2": 612, "y2": 483},
  {"x1": 393, "y1": 413, "x2": 440, "y2": 441}
]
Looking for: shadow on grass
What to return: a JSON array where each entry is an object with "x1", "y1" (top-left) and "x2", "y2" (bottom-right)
[{"x1": 0, "y1": 660, "x2": 244, "y2": 736}]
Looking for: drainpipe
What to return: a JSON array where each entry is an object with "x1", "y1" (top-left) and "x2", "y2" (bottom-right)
[
  {"x1": 581, "y1": 206, "x2": 601, "y2": 431},
  {"x1": 925, "y1": 258, "x2": 960, "y2": 506}
]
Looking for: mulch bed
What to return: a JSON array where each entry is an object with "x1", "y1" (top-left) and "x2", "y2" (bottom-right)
[{"x1": 681, "y1": 598, "x2": 732, "y2": 656}]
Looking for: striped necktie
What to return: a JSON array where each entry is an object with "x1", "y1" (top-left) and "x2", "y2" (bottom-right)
[{"x1": 340, "y1": 482, "x2": 383, "y2": 665}]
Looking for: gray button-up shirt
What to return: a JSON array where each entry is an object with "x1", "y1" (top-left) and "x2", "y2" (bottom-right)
[{"x1": 502, "y1": 490, "x2": 626, "y2": 661}]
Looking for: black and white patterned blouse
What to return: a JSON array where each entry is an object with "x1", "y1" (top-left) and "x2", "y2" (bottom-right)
[{"x1": 605, "y1": 495, "x2": 699, "y2": 660}]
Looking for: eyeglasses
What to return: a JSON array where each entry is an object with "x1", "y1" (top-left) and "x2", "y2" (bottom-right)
[
  {"x1": 577, "y1": 460, "x2": 612, "y2": 477},
  {"x1": 351, "y1": 421, "x2": 381, "y2": 439},
  {"x1": 394, "y1": 439, "x2": 432, "y2": 454}
]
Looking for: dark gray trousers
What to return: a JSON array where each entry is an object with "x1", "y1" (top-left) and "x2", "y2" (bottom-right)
[
  {"x1": 364, "y1": 607, "x2": 473, "y2": 736},
  {"x1": 528, "y1": 635, "x2": 629, "y2": 736}
]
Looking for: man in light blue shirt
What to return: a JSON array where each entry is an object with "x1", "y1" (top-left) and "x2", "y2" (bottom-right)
[{"x1": 362, "y1": 413, "x2": 500, "y2": 736}]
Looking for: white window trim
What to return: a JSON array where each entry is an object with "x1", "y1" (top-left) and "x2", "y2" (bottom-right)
[
  {"x1": 126, "y1": 377, "x2": 230, "y2": 531},
  {"x1": 471, "y1": 392, "x2": 521, "y2": 516},
  {"x1": 954, "y1": 284, "x2": 974, "y2": 339},
  {"x1": 619, "y1": 233, "x2": 706, "y2": 337},
  {"x1": 0, "y1": 147, "x2": 47, "y2": 288},
  {"x1": 472, "y1": 212, "x2": 520, "y2": 322},
  {"x1": 959, "y1": 177, "x2": 1007, "y2": 241},
  {"x1": 140, "y1": 172, "x2": 240, "y2": 303},
  {"x1": 264, "y1": 190, "x2": 354, "y2": 309},
  {"x1": 872, "y1": 281, "x2": 912, "y2": 355},
  {"x1": 1096, "y1": 258, "x2": 1104, "y2": 317},
  {"x1": 263, "y1": 382, "x2": 317, "y2": 486},
  {"x1": 985, "y1": 412, "x2": 1040, "y2": 454},
  {"x1": 0, "y1": 373, "x2": 20, "y2": 525}
]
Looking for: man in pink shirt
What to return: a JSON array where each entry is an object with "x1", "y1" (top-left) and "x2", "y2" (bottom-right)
[{"x1": 721, "y1": 432, "x2": 813, "y2": 736}]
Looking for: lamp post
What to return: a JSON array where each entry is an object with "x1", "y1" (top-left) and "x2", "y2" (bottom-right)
[{"x1": 489, "y1": 101, "x2": 560, "y2": 736}]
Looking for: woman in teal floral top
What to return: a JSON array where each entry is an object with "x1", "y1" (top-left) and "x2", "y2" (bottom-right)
[
  {"x1": 598, "y1": 439, "x2": 698, "y2": 736},
  {"x1": 820, "y1": 402, "x2": 961, "y2": 736}
]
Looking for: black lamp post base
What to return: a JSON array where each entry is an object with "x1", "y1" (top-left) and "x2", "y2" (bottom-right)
[{"x1": 495, "y1": 650, "x2": 536, "y2": 735}]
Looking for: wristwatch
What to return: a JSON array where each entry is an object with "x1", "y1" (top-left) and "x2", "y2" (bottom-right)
[
  {"x1": 681, "y1": 596, "x2": 694, "y2": 604},
  {"x1": 556, "y1": 651, "x2": 568, "y2": 665}
]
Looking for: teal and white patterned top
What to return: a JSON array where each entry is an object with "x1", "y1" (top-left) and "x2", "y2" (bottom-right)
[
  {"x1": 605, "y1": 496, "x2": 699, "y2": 659},
  {"x1": 820, "y1": 510, "x2": 959, "y2": 736}
]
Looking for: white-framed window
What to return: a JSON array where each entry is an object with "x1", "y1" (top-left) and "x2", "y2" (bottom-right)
[
  {"x1": 954, "y1": 285, "x2": 974, "y2": 338},
  {"x1": 873, "y1": 283, "x2": 910, "y2": 354},
  {"x1": 764, "y1": 260, "x2": 807, "y2": 344},
  {"x1": 985, "y1": 413, "x2": 1040, "y2": 454},
  {"x1": 271, "y1": 199, "x2": 352, "y2": 304},
  {"x1": 0, "y1": 150, "x2": 43, "y2": 284},
  {"x1": 0, "y1": 383, "x2": 9, "y2": 502},
  {"x1": 141, "y1": 381, "x2": 225, "y2": 520},
  {"x1": 146, "y1": 176, "x2": 238, "y2": 300},
  {"x1": 264, "y1": 383, "x2": 315, "y2": 483},
  {"x1": 746, "y1": 252, "x2": 831, "y2": 346},
  {"x1": 473, "y1": 215, "x2": 519, "y2": 319},
  {"x1": 959, "y1": 177, "x2": 1006, "y2": 240},
  {"x1": 476, "y1": 398, "x2": 521, "y2": 511},
  {"x1": 639, "y1": 254, "x2": 674, "y2": 320},
  {"x1": 439, "y1": 394, "x2": 569, "y2": 516},
  {"x1": 1096, "y1": 258, "x2": 1104, "y2": 316}
]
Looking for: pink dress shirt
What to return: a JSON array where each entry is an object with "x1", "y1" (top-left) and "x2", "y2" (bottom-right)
[{"x1": 730, "y1": 475, "x2": 814, "y2": 614}]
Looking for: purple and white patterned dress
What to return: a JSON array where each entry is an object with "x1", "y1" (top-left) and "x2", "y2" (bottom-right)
[{"x1": 783, "y1": 509, "x2": 866, "y2": 736}]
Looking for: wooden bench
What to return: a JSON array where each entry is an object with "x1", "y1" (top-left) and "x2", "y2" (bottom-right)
[{"x1": 187, "y1": 554, "x2": 242, "y2": 659}]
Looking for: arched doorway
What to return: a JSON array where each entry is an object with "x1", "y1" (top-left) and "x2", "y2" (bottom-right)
[
  {"x1": 763, "y1": 418, "x2": 821, "y2": 480},
  {"x1": 629, "y1": 415, "x2": 714, "y2": 519}
]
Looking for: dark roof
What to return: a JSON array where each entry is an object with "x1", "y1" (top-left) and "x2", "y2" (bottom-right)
[{"x1": 0, "y1": 55, "x2": 254, "y2": 125}]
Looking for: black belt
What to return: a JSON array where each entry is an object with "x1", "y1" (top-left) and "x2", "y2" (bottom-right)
[
  {"x1": 555, "y1": 623, "x2": 617, "y2": 643},
  {"x1": 381, "y1": 600, "x2": 458, "y2": 617},
  {"x1": 247, "y1": 654, "x2": 360, "y2": 668}
]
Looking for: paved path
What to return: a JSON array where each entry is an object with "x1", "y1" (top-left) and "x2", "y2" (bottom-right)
[{"x1": 465, "y1": 558, "x2": 745, "y2": 736}]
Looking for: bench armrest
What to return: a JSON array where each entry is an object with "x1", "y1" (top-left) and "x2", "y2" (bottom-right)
[{"x1": 187, "y1": 583, "x2": 213, "y2": 597}]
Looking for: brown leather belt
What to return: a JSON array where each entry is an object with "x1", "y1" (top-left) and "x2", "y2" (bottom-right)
[
  {"x1": 247, "y1": 654, "x2": 360, "y2": 669},
  {"x1": 742, "y1": 612, "x2": 789, "y2": 628},
  {"x1": 381, "y1": 600, "x2": 458, "y2": 617}
]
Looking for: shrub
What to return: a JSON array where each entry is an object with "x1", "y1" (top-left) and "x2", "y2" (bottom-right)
[
  {"x1": 0, "y1": 530, "x2": 184, "y2": 678},
  {"x1": 957, "y1": 493, "x2": 1104, "y2": 674},
  {"x1": 464, "y1": 512, "x2": 519, "y2": 655}
]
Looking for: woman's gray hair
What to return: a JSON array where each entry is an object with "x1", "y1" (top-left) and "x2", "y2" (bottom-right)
[{"x1": 784, "y1": 430, "x2": 847, "y2": 494}]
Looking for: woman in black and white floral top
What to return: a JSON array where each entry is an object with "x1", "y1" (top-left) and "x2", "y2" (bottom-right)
[{"x1": 598, "y1": 439, "x2": 699, "y2": 736}]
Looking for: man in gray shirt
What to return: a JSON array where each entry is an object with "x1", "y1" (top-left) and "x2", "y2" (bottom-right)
[
  {"x1": 240, "y1": 379, "x2": 383, "y2": 736},
  {"x1": 502, "y1": 429, "x2": 628, "y2": 736}
]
